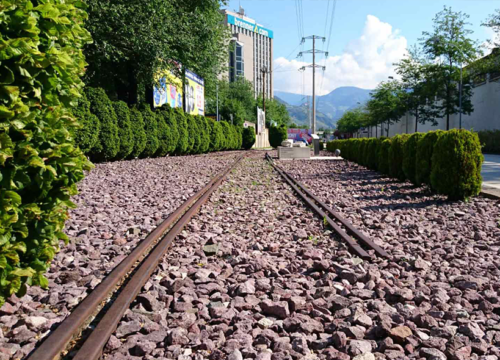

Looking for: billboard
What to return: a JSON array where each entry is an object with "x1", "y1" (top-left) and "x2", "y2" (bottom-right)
[
  {"x1": 288, "y1": 128, "x2": 312, "y2": 144},
  {"x1": 227, "y1": 14, "x2": 273, "y2": 39},
  {"x1": 153, "y1": 67, "x2": 205, "y2": 116}
]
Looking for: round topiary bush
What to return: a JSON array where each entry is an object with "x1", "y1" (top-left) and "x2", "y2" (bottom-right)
[
  {"x1": 72, "y1": 93, "x2": 100, "y2": 155},
  {"x1": 209, "y1": 120, "x2": 223, "y2": 152},
  {"x1": 415, "y1": 130, "x2": 444, "y2": 187},
  {"x1": 159, "y1": 105, "x2": 178, "y2": 154},
  {"x1": 388, "y1": 134, "x2": 410, "y2": 181},
  {"x1": 378, "y1": 138, "x2": 392, "y2": 176},
  {"x1": 187, "y1": 115, "x2": 201, "y2": 154},
  {"x1": 197, "y1": 116, "x2": 211, "y2": 154},
  {"x1": 219, "y1": 121, "x2": 231, "y2": 150},
  {"x1": 430, "y1": 129, "x2": 483, "y2": 200},
  {"x1": 242, "y1": 127, "x2": 256, "y2": 150},
  {"x1": 0, "y1": 0, "x2": 92, "y2": 306},
  {"x1": 113, "y1": 101, "x2": 134, "y2": 160},
  {"x1": 402, "y1": 132, "x2": 424, "y2": 185},
  {"x1": 129, "y1": 108, "x2": 147, "y2": 158},
  {"x1": 86, "y1": 87, "x2": 120, "y2": 162},
  {"x1": 141, "y1": 106, "x2": 159, "y2": 158},
  {"x1": 155, "y1": 109, "x2": 172, "y2": 157},
  {"x1": 269, "y1": 125, "x2": 288, "y2": 148}
]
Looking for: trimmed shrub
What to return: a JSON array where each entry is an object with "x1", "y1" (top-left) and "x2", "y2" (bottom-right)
[
  {"x1": 174, "y1": 108, "x2": 189, "y2": 155},
  {"x1": 415, "y1": 130, "x2": 443, "y2": 186},
  {"x1": 219, "y1": 121, "x2": 231, "y2": 150},
  {"x1": 72, "y1": 93, "x2": 100, "y2": 155},
  {"x1": 209, "y1": 120, "x2": 224, "y2": 151},
  {"x1": 477, "y1": 130, "x2": 500, "y2": 154},
  {"x1": 403, "y1": 133, "x2": 424, "y2": 185},
  {"x1": 366, "y1": 138, "x2": 380, "y2": 170},
  {"x1": 0, "y1": 0, "x2": 92, "y2": 305},
  {"x1": 86, "y1": 87, "x2": 120, "y2": 162},
  {"x1": 161, "y1": 105, "x2": 179, "y2": 154},
  {"x1": 242, "y1": 127, "x2": 256, "y2": 150},
  {"x1": 188, "y1": 115, "x2": 201, "y2": 154},
  {"x1": 269, "y1": 125, "x2": 288, "y2": 148},
  {"x1": 431, "y1": 130, "x2": 483, "y2": 200},
  {"x1": 141, "y1": 106, "x2": 159, "y2": 158},
  {"x1": 197, "y1": 116, "x2": 211, "y2": 154},
  {"x1": 129, "y1": 108, "x2": 147, "y2": 158},
  {"x1": 378, "y1": 139, "x2": 392, "y2": 176},
  {"x1": 388, "y1": 134, "x2": 409, "y2": 181},
  {"x1": 113, "y1": 101, "x2": 134, "y2": 160},
  {"x1": 155, "y1": 110, "x2": 172, "y2": 157}
]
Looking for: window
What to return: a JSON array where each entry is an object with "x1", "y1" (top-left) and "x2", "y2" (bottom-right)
[{"x1": 229, "y1": 41, "x2": 244, "y2": 82}]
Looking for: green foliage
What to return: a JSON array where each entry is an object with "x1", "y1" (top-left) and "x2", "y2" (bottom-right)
[
  {"x1": 388, "y1": 134, "x2": 410, "y2": 181},
  {"x1": 403, "y1": 133, "x2": 425, "y2": 185},
  {"x1": 242, "y1": 127, "x2": 256, "y2": 150},
  {"x1": 160, "y1": 105, "x2": 178, "y2": 154},
  {"x1": 366, "y1": 138, "x2": 380, "y2": 170},
  {"x1": 141, "y1": 106, "x2": 159, "y2": 158},
  {"x1": 174, "y1": 108, "x2": 189, "y2": 155},
  {"x1": 209, "y1": 119, "x2": 224, "y2": 152},
  {"x1": 86, "y1": 87, "x2": 120, "y2": 162},
  {"x1": 72, "y1": 93, "x2": 100, "y2": 155},
  {"x1": 0, "y1": 0, "x2": 92, "y2": 305},
  {"x1": 378, "y1": 139, "x2": 392, "y2": 175},
  {"x1": 431, "y1": 129, "x2": 483, "y2": 200},
  {"x1": 197, "y1": 116, "x2": 211, "y2": 154},
  {"x1": 155, "y1": 110, "x2": 172, "y2": 157},
  {"x1": 416, "y1": 130, "x2": 443, "y2": 186},
  {"x1": 187, "y1": 115, "x2": 201, "y2": 154},
  {"x1": 256, "y1": 96, "x2": 291, "y2": 127},
  {"x1": 269, "y1": 125, "x2": 288, "y2": 148},
  {"x1": 129, "y1": 108, "x2": 147, "y2": 158},
  {"x1": 336, "y1": 109, "x2": 368, "y2": 134},
  {"x1": 113, "y1": 101, "x2": 134, "y2": 160},
  {"x1": 219, "y1": 121, "x2": 231, "y2": 150},
  {"x1": 477, "y1": 130, "x2": 500, "y2": 154}
]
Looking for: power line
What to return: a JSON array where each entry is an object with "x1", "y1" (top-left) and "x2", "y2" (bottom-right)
[
  {"x1": 319, "y1": 0, "x2": 337, "y2": 98},
  {"x1": 273, "y1": 43, "x2": 302, "y2": 72}
]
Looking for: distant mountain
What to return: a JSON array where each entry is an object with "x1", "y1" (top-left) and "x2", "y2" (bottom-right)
[{"x1": 275, "y1": 86, "x2": 372, "y2": 129}]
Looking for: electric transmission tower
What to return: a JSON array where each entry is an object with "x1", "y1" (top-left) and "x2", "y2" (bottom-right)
[{"x1": 298, "y1": 35, "x2": 327, "y2": 134}]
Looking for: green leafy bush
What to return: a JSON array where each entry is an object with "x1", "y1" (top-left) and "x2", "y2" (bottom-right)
[
  {"x1": 403, "y1": 132, "x2": 424, "y2": 185},
  {"x1": 155, "y1": 110, "x2": 172, "y2": 157},
  {"x1": 159, "y1": 105, "x2": 178, "y2": 154},
  {"x1": 72, "y1": 93, "x2": 100, "y2": 155},
  {"x1": 129, "y1": 108, "x2": 147, "y2": 158},
  {"x1": 388, "y1": 134, "x2": 409, "y2": 181},
  {"x1": 219, "y1": 121, "x2": 231, "y2": 150},
  {"x1": 187, "y1": 115, "x2": 201, "y2": 154},
  {"x1": 174, "y1": 108, "x2": 188, "y2": 155},
  {"x1": 269, "y1": 125, "x2": 288, "y2": 148},
  {"x1": 0, "y1": 0, "x2": 92, "y2": 306},
  {"x1": 366, "y1": 138, "x2": 380, "y2": 170},
  {"x1": 242, "y1": 127, "x2": 256, "y2": 150},
  {"x1": 415, "y1": 130, "x2": 443, "y2": 186},
  {"x1": 86, "y1": 87, "x2": 120, "y2": 162},
  {"x1": 431, "y1": 129, "x2": 483, "y2": 200},
  {"x1": 113, "y1": 101, "x2": 134, "y2": 160},
  {"x1": 209, "y1": 119, "x2": 223, "y2": 151},
  {"x1": 378, "y1": 139, "x2": 392, "y2": 175},
  {"x1": 477, "y1": 130, "x2": 500, "y2": 154},
  {"x1": 197, "y1": 116, "x2": 210, "y2": 154},
  {"x1": 141, "y1": 106, "x2": 159, "y2": 158}
]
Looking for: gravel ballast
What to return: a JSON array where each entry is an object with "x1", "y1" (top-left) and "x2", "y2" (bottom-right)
[{"x1": 0, "y1": 152, "x2": 240, "y2": 360}]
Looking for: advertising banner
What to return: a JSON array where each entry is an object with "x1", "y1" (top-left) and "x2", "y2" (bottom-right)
[
  {"x1": 153, "y1": 67, "x2": 205, "y2": 116},
  {"x1": 288, "y1": 128, "x2": 312, "y2": 144},
  {"x1": 227, "y1": 14, "x2": 274, "y2": 39}
]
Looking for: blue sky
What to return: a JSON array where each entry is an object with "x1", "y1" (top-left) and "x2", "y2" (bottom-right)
[{"x1": 223, "y1": 0, "x2": 499, "y2": 94}]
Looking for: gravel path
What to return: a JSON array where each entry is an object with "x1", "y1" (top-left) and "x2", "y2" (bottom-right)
[{"x1": 0, "y1": 152, "x2": 240, "y2": 360}]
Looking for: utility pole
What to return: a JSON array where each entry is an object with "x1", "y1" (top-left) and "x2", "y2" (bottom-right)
[
  {"x1": 261, "y1": 66, "x2": 267, "y2": 113},
  {"x1": 298, "y1": 35, "x2": 327, "y2": 135},
  {"x1": 216, "y1": 82, "x2": 219, "y2": 121}
]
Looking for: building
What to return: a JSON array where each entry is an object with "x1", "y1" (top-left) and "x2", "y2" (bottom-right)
[{"x1": 221, "y1": 8, "x2": 274, "y2": 99}]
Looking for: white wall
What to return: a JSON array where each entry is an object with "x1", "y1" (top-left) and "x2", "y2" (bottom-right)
[{"x1": 371, "y1": 76, "x2": 500, "y2": 137}]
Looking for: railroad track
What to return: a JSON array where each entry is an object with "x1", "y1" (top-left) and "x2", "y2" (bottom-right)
[
  {"x1": 28, "y1": 154, "x2": 245, "y2": 360},
  {"x1": 265, "y1": 153, "x2": 390, "y2": 260}
]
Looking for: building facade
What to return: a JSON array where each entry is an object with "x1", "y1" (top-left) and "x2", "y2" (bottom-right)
[{"x1": 221, "y1": 8, "x2": 274, "y2": 99}]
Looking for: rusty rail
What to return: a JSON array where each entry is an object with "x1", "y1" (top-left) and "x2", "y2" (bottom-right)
[
  {"x1": 266, "y1": 153, "x2": 390, "y2": 259},
  {"x1": 28, "y1": 154, "x2": 244, "y2": 360}
]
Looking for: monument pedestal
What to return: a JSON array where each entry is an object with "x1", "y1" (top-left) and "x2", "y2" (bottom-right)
[{"x1": 278, "y1": 146, "x2": 311, "y2": 159}]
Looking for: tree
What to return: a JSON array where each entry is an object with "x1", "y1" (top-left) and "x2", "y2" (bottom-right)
[
  {"x1": 366, "y1": 81, "x2": 406, "y2": 137},
  {"x1": 84, "y1": 0, "x2": 229, "y2": 104},
  {"x1": 420, "y1": 6, "x2": 481, "y2": 130},
  {"x1": 483, "y1": 9, "x2": 500, "y2": 49}
]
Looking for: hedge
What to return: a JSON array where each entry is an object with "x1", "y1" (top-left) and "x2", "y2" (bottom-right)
[
  {"x1": 141, "y1": 106, "x2": 159, "y2": 158},
  {"x1": 477, "y1": 130, "x2": 500, "y2": 154},
  {"x1": 269, "y1": 125, "x2": 288, "y2": 148},
  {"x1": 86, "y1": 87, "x2": 120, "y2": 162},
  {"x1": 326, "y1": 130, "x2": 483, "y2": 200},
  {"x1": 174, "y1": 108, "x2": 189, "y2": 155},
  {"x1": 0, "y1": 0, "x2": 92, "y2": 306},
  {"x1": 242, "y1": 127, "x2": 256, "y2": 150},
  {"x1": 72, "y1": 93, "x2": 100, "y2": 155},
  {"x1": 113, "y1": 101, "x2": 134, "y2": 160},
  {"x1": 155, "y1": 110, "x2": 172, "y2": 157},
  {"x1": 129, "y1": 108, "x2": 147, "y2": 158}
]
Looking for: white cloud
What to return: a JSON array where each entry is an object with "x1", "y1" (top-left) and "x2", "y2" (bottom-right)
[
  {"x1": 482, "y1": 27, "x2": 500, "y2": 56},
  {"x1": 273, "y1": 15, "x2": 408, "y2": 95}
]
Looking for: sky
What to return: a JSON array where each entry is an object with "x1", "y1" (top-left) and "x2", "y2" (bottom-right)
[{"x1": 223, "y1": 0, "x2": 500, "y2": 95}]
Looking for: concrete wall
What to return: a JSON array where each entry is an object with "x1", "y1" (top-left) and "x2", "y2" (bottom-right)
[
  {"x1": 253, "y1": 128, "x2": 270, "y2": 148},
  {"x1": 367, "y1": 76, "x2": 500, "y2": 137}
]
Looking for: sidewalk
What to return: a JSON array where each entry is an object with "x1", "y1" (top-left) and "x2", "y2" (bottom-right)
[{"x1": 481, "y1": 154, "x2": 500, "y2": 198}]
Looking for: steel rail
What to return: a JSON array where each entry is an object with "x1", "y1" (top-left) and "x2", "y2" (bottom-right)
[
  {"x1": 28, "y1": 155, "x2": 244, "y2": 360},
  {"x1": 279, "y1": 165, "x2": 390, "y2": 258},
  {"x1": 266, "y1": 153, "x2": 370, "y2": 259},
  {"x1": 71, "y1": 154, "x2": 244, "y2": 360}
]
